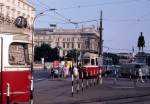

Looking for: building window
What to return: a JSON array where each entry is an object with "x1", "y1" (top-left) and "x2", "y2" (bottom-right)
[
  {"x1": 18, "y1": 1, "x2": 20, "y2": 7},
  {"x1": 67, "y1": 43, "x2": 69, "y2": 48},
  {"x1": 72, "y1": 37, "x2": 74, "y2": 41},
  {"x1": 56, "y1": 42, "x2": 59, "y2": 46},
  {"x1": 78, "y1": 43, "x2": 80, "y2": 49},
  {"x1": 40, "y1": 37, "x2": 43, "y2": 40},
  {"x1": 63, "y1": 43, "x2": 65, "y2": 48},
  {"x1": 63, "y1": 51, "x2": 65, "y2": 56},
  {"x1": 63, "y1": 38, "x2": 66, "y2": 41},
  {"x1": 17, "y1": 11, "x2": 21, "y2": 16},
  {"x1": 72, "y1": 43, "x2": 74, "y2": 48},
  {"x1": 85, "y1": 39, "x2": 90, "y2": 49},
  {"x1": 67, "y1": 37, "x2": 70, "y2": 41}
]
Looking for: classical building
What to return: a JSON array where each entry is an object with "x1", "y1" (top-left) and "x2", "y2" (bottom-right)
[
  {"x1": 0, "y1": 0, "x2": 34, "y2": 38},
  {"x1": 34, "y1": 27, "x2": 101, "y2": 57},
  {"x1": 0, "y1": 0, "x2": 35, "y2": 60}
]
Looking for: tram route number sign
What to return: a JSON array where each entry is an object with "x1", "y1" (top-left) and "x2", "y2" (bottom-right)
[{"x1": 15, "y1": 16, "x2": 27, "y2": 28}]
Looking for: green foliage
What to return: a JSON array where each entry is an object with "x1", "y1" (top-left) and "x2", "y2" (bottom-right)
[
  {"x1": 34, "y1": 43, "x2": 59, "y2": 62},
  {"x1": 65, "y1": 49, "x2": 80, "y2": 62},
  {"x1": 103, "y1": 52, "x2": 119, "y2": 65}
]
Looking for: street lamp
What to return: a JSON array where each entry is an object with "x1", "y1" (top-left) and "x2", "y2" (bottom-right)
[
  {"x1": 31, "y1": 8, "x2": 57, "y2": 72},
  {"x1": 31, "y1": 12, "x2": 44, "y2": 73},
  {"x1": 30, "y1": 12, "x2": 44, "y2": 104},
  {"x1": 29, "y1": 8, "x2": 57, "y2": 104}
]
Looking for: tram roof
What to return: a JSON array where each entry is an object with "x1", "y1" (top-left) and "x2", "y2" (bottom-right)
[
  {"x1": 0, "y1": 33, "x2": 30, "y2": 43},
  {"x1": 83, "y1": 52, "x2": 98, "y2": 58}
]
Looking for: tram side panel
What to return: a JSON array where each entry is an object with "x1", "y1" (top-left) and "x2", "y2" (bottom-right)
[
  {"x1": 1, "y1": 70, "x2": 31, "y2": 103},
  {"x1": 0, "y1": 38, "x2": 2, "y2": 103},
  {"x1": 80, "y1": 66, "x2": 104, "y2": 79}
]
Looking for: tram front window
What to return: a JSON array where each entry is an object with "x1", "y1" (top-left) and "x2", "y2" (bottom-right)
[
  {"x1": 91, "y1": 59, "x2": 95, "y2": 65},
  {"x1": 83, "y1": 58, "x2": 90, "y2": 65},
  {"x1": 9, "y1": 42, "x2": 30, "y2": 65}
]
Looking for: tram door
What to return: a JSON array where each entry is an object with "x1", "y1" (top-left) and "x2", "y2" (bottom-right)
[{"x1": 0, "y1": 37, "x2": 3, "y2": 103}]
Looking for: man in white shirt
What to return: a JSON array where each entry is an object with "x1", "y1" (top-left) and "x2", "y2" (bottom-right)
[
  {"x1": 138, "y1": 68, "x2": 144, "y2": 83},
  {"x1": 73, "y1": 65, "x2": 79, "y2": 79}
]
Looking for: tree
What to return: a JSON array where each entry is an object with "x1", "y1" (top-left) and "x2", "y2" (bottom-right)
[
  {"x1": 103, "y1": 52, "x2": 119, "y2": 65},
  {"x1": 65, "y1": 49, "x2": 80, "y2": 62},
  {"x1": 34, "y1": 43, "x2": 51, "y2": 62},
  {"x1": 34, "y1": 43, "x2": 60, "y2": 62},
  {"x1": 137, "y1": 32, "x2": 145, "y2": 52}
]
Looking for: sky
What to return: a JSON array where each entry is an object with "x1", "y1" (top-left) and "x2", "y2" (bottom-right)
[{"x1": 30, "y1": 0, "x2": 150, "y2": 53}]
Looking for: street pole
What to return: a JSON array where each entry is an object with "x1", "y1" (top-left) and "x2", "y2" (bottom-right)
[
  {"x1": 30, "y1": 12, "x2": 44, "y2": 104},
  {"x1": 98, "y1": 10, "x2": 103, "y2": 84},
  {"x1": 99, "y1": 10, "x2": 103, "y2": 56},
  {"x1": 31, "y1": 8, "x2": 57, "y2": 73},
  {"x1": 0, "y1": 37, "x2": 3, "y2": 104}
]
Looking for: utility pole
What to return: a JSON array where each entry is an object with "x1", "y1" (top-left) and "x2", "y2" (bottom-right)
[
  {"x1": 99, "y1": 10, "x2": 103, "y2": 56},
  {"x1": 97, "y1": 10, "x2": 103, "y2": 84}
]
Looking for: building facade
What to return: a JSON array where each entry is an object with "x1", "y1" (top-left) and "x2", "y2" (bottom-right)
[
  {"x1": 0, "y1": 0, "x2": 35, "y2": 60},
  {"x1": 35, "y1": 27, "x2": 100, "y2": 57},
  {"x1": 0, "y1": 0, "x2": 34, "y2": 37}
]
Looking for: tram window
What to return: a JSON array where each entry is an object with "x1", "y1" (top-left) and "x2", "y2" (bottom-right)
[
  {"x1": 83, "y1": 58, "x2": 90, "y2": 65},
  {"x1": 96, "y1": 58, "x2": 98, "y2": 65},
  {"x1": 9, "y1": 43, "x2": 30, "y2": 65},
  {"x1": 91, "y1": 59, "x2": 95, "y2": 65}
]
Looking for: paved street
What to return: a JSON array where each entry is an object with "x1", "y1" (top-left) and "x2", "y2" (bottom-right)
[{"x1": 33, "y1": 69, "x2": 150, "y2": 104}]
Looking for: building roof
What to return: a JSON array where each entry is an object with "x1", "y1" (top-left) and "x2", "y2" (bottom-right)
[{"x1": 35, "y1": 27, "x2": 100, "y2": 37}]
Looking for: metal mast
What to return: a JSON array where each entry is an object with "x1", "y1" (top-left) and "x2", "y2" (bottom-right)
[{"x1": 99, "y1": 10, "x2": 103, "y2": 56}]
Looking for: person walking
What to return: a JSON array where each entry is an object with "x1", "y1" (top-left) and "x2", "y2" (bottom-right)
[
  {"x1": 138, "y1": 68, "x2": 144, "y2": 83},
  {"x1": 133, "y1": 65, "x2": 139, "y2": 87},
  {"x1": 64, "y1": 64, "x2": 69, "y2": 78},
  {"x1": 73, "y1": 65, "x2": 79, "y2": 79},
  {"x1": 51, "y1": 68, "x2": 54, "y2": 79}
]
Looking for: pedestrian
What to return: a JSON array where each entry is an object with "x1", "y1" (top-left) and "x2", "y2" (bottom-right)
[
  {"x1": 73, "y1": 64, "x2": 79, "y2": 79},
  {"x1": 114, "y1": 68, "x2": 118, "y2": 80},
  {"x1": 133, "y1": 65, "x2": 140, "y2": 87},
  {"x1": 64, "y1": 64, "x2": 69, "y2": 78},
  {"x1": 113, "y1": 69, "x2": 117, "y2": 84},
  {"x1": 138, "y1": 68, "x2": 144, "y2": 83},
  {"x1": 129, "y1": 68, "x2": 132, "y2": 81},
  {"x1": 51, "y1": 68, "x2": 54, "y2": 79},
  {"x1": 61, "y1": 67, "x2": 64, "y2": 78},
  {"x1": 77, "y1": 63, "x2": 82, "y2": 79}
]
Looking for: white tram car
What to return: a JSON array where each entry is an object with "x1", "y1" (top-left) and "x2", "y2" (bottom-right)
[{"x1": 0, "y1": 33, "x2": 32, "y2": 104}]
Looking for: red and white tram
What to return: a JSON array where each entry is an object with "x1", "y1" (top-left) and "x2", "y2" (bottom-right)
[
  {"x1": 81, "y1": 52, "x2": 105, "y2": 79},
  {"x1": 0, "y1": 33, "x2": 32, "y2": 104}
]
